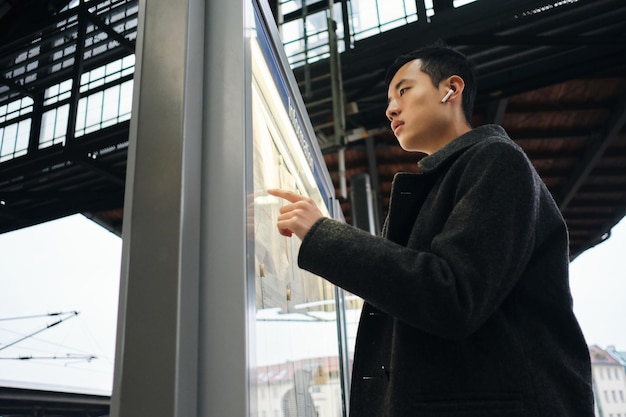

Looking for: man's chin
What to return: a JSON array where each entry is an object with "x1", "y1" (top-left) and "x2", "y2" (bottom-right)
[{"x1": 397, "y1": 139, "x2": 420, "y2": 153}]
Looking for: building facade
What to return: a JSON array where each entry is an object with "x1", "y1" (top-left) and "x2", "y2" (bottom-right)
[{"x1": 590, "y1": 345, "x2": 626, "y2": 417}]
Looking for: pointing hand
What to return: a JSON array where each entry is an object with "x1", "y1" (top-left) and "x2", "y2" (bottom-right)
[{"x1": 267, "y1": 189, "x2": 325, "y2": 240}]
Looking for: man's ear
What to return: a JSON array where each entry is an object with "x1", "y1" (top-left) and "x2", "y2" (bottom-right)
[{"x1": 444, "y1": 75, "x2": 465, "y2": 102}]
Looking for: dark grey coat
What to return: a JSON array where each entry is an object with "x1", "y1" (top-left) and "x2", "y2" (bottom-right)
[{"x1": 298, "y1": 125, "x2": 594, "y2": 416}]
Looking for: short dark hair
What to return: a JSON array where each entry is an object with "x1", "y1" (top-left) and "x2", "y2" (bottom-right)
[{"x1": 385, "y1": 43, "x2": 476, "y2": 125}]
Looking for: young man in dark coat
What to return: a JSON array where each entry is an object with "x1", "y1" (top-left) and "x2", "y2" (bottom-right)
[{"x1": 268, "y1": 45, "x2": 594, "y2": 417}]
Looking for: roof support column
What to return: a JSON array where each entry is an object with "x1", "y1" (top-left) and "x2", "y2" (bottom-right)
[{"x1": 110, "y1": 0, "x2": 205, "y2": 415}]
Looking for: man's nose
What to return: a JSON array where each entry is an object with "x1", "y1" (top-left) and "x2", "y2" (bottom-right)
[{"x1": 386, "y1": 100, "x2": 399, "y2": 121}]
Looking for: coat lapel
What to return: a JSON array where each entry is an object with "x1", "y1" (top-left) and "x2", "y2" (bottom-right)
[{"x1": 384, "y1": 172, "x2": 438, "y2": 246}]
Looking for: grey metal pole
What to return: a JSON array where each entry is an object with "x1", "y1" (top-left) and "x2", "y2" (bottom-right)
[
  {"x1": 198, "y1": 0, "x2": 252, "y2": 415},
  {"x1": 110, "y1": 0, "x2": 204, "y2": 415},
  {"x1": 328, "y1": 0, "x2": 345, "y2": 148},
  {"x1": 350, "y1": 173, "x2": 377, "y2": 235}
]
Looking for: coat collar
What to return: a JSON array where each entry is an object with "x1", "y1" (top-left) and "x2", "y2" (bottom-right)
[{"x1": 417, "y1": 124, "x2": 509, "y2": 174}]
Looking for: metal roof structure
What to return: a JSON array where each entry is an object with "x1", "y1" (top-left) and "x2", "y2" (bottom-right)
[
  {"x1": 293, "y1": 0, "x2": 626, "y2": 259},
  {"x1": 0, "y1": 0, "x2": 624, "y2": 262},
  {"x1": 0, "y1": 0, "x2": 135, "y2": 238},
  {"x1": 0, "y1": 386, "x2": 109, "y2": 417}
]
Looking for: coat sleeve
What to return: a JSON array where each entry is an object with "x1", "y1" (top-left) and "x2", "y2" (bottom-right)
[{"x1": 297, "y1": 141, "x2": 548, "y2": 340}]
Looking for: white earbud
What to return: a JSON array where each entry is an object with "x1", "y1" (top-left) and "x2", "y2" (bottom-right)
[{"x1": 441, "y1": 88, "x2": 454, "y2": 103}]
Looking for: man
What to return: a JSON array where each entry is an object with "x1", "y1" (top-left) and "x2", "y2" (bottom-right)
[{"x1": 268, "y1": 45, "x2": 593, "y2": 416}]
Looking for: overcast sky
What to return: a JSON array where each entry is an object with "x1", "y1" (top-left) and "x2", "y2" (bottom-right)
[
  {"x1": 0, "y1": 215, "x2": 121, "y2": 394},
  {"x1": 0, "y1": 212, "x2": 624, "y2": 394},
  {"x1": 569, "y1": 216, "x2": 626, "y2": 349}
]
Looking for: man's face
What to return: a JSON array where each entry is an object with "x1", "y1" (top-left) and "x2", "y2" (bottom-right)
[{"x1": 386, "y1": 59, "x2": 449, "y2": 154}]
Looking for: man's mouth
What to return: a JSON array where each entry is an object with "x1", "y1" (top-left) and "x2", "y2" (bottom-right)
[{"x1": 391, "y1": 121, "x2": 404, "y2": 135}]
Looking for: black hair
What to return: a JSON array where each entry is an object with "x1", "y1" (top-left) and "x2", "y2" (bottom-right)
[{"x1": 385, "y1": 43, "x2": 476, "y2": 125}]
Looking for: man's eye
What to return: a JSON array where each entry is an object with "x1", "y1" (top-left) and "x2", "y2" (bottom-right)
[{"x1": 399, "y1": 88, "x2": 407, "y2": 96}]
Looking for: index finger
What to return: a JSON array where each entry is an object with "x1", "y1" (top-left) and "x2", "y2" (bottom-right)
[{"x1": 267, "y1": 188, "x2": 305, "y2": 203}]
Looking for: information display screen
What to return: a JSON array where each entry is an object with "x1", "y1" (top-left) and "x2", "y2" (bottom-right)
[{"x1": 250, "y1": 10, "x2": 345, "y2": 416}]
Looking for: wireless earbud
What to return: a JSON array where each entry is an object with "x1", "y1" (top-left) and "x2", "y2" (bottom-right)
[{"x1": 441, "y1": 88, "x2": 454, "y2": 103}]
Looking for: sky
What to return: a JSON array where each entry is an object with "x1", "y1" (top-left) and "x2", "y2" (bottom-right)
[
  {"x1": 0, "y1": 214, "x2": 121, "y2": 394},
  {"x1": 0, "y1": 212, "x2": 624, "y2": 395},
  {"x1": 569, "y1": 216, "x2": 626, "y2": 349}
]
